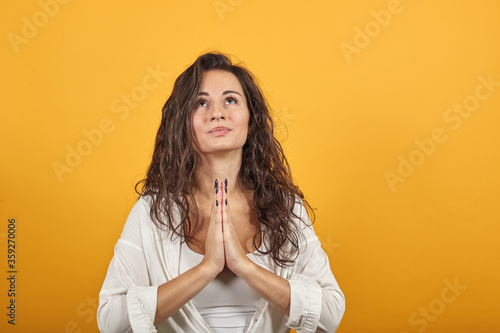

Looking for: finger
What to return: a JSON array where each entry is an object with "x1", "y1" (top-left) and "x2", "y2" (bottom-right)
[
  {"x1": 221, "y1": 178, "x2": 228, "y2": 215},
  {"x1": 210, "y1": 179, "x2": 218, "y2": 221},
  {"x1": 210, "y1": 180, "x2": 222, "y2": 232},
  {"x1": 225, "y1": 185, "x2": 230, "y2": 215},
  {"x1": 210, "y1": 193, "x2": 217, "y2": 223},
  {"x1": 216, "y1": 178, "x2": 224, "y2": 220},
  {"x1": 222, "y1": 193, "x2": 235, "y2": 239},
  {"x1": 214, "y1": 179, "x2": 220, "y2": 210}
]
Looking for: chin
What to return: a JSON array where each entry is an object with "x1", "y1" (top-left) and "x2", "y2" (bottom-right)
[{"x1": 201, "y1": 146, "x2": 244, "y2": 155}]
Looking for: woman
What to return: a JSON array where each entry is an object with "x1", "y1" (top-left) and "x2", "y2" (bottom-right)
[{"x1": 97, "y1": 52, "x2": 345, "y2": 332}]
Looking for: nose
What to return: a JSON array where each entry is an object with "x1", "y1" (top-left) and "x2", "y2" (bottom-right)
[{"x1": 210, "y1": 103, "x2": 225, "y2": 120}]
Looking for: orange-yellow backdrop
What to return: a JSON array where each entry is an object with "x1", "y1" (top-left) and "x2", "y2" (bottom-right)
[{"x1": 1, "y1": 0, "x2": 499, "y2": 332}]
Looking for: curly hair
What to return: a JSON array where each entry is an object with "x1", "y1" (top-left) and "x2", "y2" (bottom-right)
[{"x1": 136, "y1": 52, "x2": 314, "y2": 267}]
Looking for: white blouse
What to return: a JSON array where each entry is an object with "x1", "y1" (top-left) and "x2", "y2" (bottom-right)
[
  {"x1": 97, "y1": 195, "x2": 345, "y2": 333},
  {"x1": 179, "y1": 241, "x2": 260, "y2": 332}
]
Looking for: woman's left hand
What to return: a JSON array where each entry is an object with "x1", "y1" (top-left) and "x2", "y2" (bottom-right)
[
  {"x1": 216, "y1": 179, "x2": 291, "y2": 316},
  {"x1": 218, "y1": 179, "x2": 253, "y2": 276}
]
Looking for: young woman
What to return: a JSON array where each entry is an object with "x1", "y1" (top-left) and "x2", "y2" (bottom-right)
[{"x1": 97, "y1": 52, "x2": 345, "y2": 332}]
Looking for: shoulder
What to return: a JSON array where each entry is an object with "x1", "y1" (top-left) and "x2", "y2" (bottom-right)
[
  {"x1": 125, "y1": 193, "x2": 182, "y2": 236},
  {"x1": 120, "y1": 194, "x2": 181, "y2": 243},
  {"x1": 291, "y1": 198, "x2": 313, "y2": 229},
  {"x1": 290, "y1": 197, "x2": 320, "y2": 245},
  {"x1": 119, "y1": 195, "x2": 155, "y2": 245},
  {"x1": 126, "y1": 195, "x2": 155, "y2": 226}
]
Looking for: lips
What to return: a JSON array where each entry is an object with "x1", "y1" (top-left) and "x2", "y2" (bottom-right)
[{"x1": 208, "y1": 126, "x2": 231, "y2": 136}]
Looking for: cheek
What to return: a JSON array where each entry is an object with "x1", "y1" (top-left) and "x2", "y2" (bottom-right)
[
  {"x1": 191, "y1": 114, "x2": 204, "y2": 145},
  {"x1": 242, "y1": 113, "x2": 250, "y2": 137}
]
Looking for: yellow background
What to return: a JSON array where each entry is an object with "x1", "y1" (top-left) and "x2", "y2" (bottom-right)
[{"x1": 1, "y1": 0, "x2": 499, "y2": 332}]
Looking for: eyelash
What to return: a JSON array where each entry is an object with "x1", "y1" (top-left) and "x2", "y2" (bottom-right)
[
  {"x1": 195, "y1": 96, "x2": 238, "y2": 108},
  {"x1": 195, "y1": 99, "x2": 207, "y2": 108},
  {"x1": 226, "y1": 96, "x2": 237, "y2": 104}
]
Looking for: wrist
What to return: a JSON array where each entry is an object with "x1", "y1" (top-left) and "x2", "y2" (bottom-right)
[
  {"x1": 198, "y1": 259, "x2": 220, "y2": 280},
  {"x1": 233, "y1": 256, "x2": 255, "y2": 279}
]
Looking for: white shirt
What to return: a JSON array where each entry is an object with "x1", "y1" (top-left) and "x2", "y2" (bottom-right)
[
  {"x1": 97, "y1": 195, "x2": 345, "y2": 333},
  {"x1": 180, "y1": 241, "x2": 260, "y2": 332}
]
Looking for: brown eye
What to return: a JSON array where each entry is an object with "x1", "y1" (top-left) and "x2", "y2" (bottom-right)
[{"x1": 196, "y1": 99, "x2": 207, "y2": 108}]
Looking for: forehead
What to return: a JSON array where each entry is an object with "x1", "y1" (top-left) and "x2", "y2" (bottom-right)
[{"x1": 200, "y1": 70, "x2": 244, "y2": 93}]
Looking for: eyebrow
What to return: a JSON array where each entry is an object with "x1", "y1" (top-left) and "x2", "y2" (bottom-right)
[{"x1": 198, "y1": 90, "x2": 242, "y2": 96}]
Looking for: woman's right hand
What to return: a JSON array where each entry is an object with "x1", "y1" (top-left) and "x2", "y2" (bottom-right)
[
  {"x1": 201, "y1": 179, "x2": 225, "y2": 278},
  {"x1": 153, "y1": 180, "x2": 225, "y2": 325}
]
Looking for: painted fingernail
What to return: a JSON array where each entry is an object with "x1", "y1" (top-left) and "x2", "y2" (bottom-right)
[
  {"x1": 216, "y1": 200, "x2": 219, "y2": 206},
  {"x1": 225, "y1": 178, "x2": 228, "y2": 193},
  {"x1": 225, "y1": 199, "x2": 227, "y2": 206},
  {"x1": 215, "y1": 179, "x2": 219, "y2": 193}
]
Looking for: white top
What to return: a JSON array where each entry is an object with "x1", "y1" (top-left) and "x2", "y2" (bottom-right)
[
  {"x1": 179, "y1": 241, "x2": 260, "y2": 332},
  {"x1": 97, "y1": 195, "x2": 345, "y2": 333}
]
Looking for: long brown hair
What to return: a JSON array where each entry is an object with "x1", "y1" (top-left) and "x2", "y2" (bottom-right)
[{"x1": 136, "y1": 52, "x2": 314, "y2": 267}]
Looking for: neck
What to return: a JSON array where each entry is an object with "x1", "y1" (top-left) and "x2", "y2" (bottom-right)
[{"x1": 193, "y1": 150, "x2": 244, "y2": 199}]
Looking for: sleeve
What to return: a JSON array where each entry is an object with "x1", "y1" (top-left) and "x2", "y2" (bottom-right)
[
  {"x1": 285, "y1": 203, "x2": 346, "y2": 333},
  {"x1": 97, "y1": 198, "x2": 159, "y2": 333}
]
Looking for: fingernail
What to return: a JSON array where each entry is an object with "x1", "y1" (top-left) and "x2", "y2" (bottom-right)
[
  {"x1": 225, "y1": 199, "x2": 227, "y2": 206},
  {"x1": 216, "y1": 200, "x2": 219, "y2": 206},
  {"x1": 215, "y1": 179, "x2": 219, "y2": 193},
  {"x1": 225, "y1": 178, "x2": 228, "y2": 193}
]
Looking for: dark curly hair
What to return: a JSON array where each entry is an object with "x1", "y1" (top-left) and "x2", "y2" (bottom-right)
[{"x1": 136, "y1": 52, "x2": 314, "y2": 267}]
